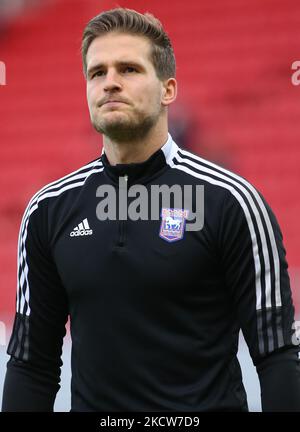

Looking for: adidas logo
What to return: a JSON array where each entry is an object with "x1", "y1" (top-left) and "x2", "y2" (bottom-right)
[{"x1": 70, "y1": 218, "x2": 93, "y2": 237}]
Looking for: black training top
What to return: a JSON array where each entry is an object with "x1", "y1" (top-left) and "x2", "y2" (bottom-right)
[{"x1": 2, "y1": 134, "x2": 300, "y2": 411}]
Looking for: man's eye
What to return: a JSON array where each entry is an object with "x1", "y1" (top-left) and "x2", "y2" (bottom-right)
[
  {"x1": 124, "y1": 67, "x2": 136, "y2": 73},
  {"x1": 91, "y1": 71, "x2": 104, "y2": 78}
]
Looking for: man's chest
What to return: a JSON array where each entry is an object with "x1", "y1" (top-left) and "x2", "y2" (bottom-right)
[{"x1": 52, "y1": 207, "x2": 220, "y2": 305}]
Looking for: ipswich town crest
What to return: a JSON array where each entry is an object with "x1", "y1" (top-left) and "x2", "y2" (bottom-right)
[{"x1": 159, "y1": 208, "x2": 189, "y2": 242}]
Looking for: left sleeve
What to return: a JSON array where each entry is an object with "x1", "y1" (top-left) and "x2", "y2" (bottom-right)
[
  {"x1": 1, "y1": 196, "x2": 69, "y2": 411},
  {"x1": 218, "y1": 187, "x2": 300, "y2": 411}
]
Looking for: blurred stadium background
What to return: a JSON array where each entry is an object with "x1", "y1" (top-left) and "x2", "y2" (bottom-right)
[{"x1": 0, "y1": 0, "x2": 299, "y2": 411}]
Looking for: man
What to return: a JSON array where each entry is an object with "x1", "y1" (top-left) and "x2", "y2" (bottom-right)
[{"x1": 2, "y1": 8, "x2": 300, "y2": 412}]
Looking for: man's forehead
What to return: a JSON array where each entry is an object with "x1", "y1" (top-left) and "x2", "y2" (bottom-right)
[{"x1": 86, "y1": 32, "x2": 152, "y2": 65}]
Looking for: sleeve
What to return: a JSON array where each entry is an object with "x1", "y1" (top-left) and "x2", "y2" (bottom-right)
[
  {"x1": 1, "y1": 197, "x2": 69, "y2": 412},
  {"x1": 218, "y1": 187, "x2": 300, "y2": 411}
]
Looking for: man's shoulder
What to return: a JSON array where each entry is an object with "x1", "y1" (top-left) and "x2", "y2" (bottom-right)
[
  {"x1": 173, "y1": 146, "x2": 243, "y2": 182},
  {"x1": 24, "y1": 157, "x2": 104, "y2": 216},
  {"x1": 171, "y1": 145, "x2": 274, "y2": 221},
  {"x1": 173, "y1": 145, "x2": 259, "y2": 197}
]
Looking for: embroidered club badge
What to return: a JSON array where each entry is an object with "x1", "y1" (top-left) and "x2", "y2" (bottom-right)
[{"x1": 159, "y1": 208, "x2": 189, "y2": 242}]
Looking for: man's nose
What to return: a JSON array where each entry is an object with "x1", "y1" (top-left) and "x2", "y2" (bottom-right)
[{"x1": 103, "y1": 69, "x2": 122, "y2": 92}]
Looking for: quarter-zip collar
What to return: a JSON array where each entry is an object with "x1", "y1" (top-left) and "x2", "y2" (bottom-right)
[{"x1": 101, "y1": 133, "x2": 178, "y2": 185}]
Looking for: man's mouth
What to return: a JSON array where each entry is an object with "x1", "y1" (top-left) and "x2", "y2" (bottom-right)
[{"x1": 102, "y1": 101, "x2": 126, "y2": 106}]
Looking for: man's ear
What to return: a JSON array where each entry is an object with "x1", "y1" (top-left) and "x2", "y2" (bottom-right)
[{"x1": 161, "y1": 78, "x2": 177, "y2": 107}]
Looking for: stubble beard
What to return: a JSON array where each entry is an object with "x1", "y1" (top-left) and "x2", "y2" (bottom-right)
[{"x1": 91, "y1": 107, "x2": 162, "y2": 143}]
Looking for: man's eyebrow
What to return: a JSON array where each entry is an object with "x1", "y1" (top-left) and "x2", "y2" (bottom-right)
[
  {"x1": 87, "y1": 63, "x2": 104, "y2": 77},
  {"x1": 87, "y1": 61, "x2": 144, "y2": 77}
]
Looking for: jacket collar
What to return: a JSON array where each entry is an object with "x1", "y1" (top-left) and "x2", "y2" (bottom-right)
[{"x1": 101, "y1": 133, "x2": 178, "y2": 185}]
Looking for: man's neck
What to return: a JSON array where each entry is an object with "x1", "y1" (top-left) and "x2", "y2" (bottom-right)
[{"x1": 102, "y1": 128, "x2": 168, "y2": 166}]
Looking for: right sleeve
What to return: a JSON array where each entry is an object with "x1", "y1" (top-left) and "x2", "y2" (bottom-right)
[{"x1": 1, "y1": 197, "x2": 69, "y2": 412}]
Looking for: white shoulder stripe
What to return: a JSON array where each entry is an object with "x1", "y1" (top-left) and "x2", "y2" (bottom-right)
[
  {"x1": 21, "y1": 160, "x2": 103, "y2": 232},
  {"x1": 178, "y1": 148, "x2": 281, "y2": 308},
  {"x1": 171, "y1": 157, "x2": 262, "y2": 311},
  {"x1": 172, "y1": 148, "x2": 285, "y2": 354},
  {"x1": 17, "y1": 162, "x2": 104, "y2": 317},
  {"x1": 171, "y1": 150, "x2": 281, "y2": 311},
  {"x1": 29, "y1": 158, "x2": 101, "y2": 205}
]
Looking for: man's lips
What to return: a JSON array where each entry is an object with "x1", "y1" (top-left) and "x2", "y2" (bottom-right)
[
  {"x1": 103, "y1": 101, "x2": 125, "y2": 106},
  {"x1": 99, "y1": 100, "x2": 128, "y2": 107}
]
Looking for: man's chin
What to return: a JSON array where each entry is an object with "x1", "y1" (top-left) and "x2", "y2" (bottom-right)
[
  {"x1": 92, "y1": 120, "x2": 134, "y2": 140},
  {"x1": 97, "y1": 119, "x2": 130, "y2": 132},
  {"x1": 92, "y1": 113, "x2": 158, "y2": 142},
  {"x1": 95, "y1": 112, "x2": 129, "y2": 130}
]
